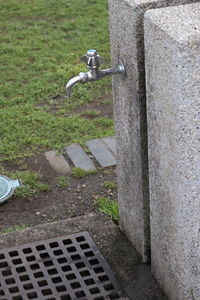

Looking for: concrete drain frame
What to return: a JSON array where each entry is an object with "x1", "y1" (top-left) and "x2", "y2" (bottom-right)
[{"x1": 0, "y1": 232, "x2": 128, "y2": 300}]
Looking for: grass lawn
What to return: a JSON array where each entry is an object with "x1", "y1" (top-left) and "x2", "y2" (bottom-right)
[{"x1": 0, "y1": 0, "x2": 113, "y2": 167}]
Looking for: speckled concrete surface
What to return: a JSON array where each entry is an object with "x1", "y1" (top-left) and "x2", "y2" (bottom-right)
[
  {"x1": 108, "y1": 0, "x2": 200, "y2": 263},
  {"x1": 145, "y1": 3, "x2": 200, "y2": 299}
]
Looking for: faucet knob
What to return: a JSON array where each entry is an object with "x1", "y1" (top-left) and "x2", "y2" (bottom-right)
[
  {"x1": 80, "y1": 49, "x2": 104, "y2": 69},
  {"x1": 87, "y1": 49, "x2": 97, "y2": 57}
]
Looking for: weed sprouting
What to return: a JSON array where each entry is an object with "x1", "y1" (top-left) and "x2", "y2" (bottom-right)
[
  {"x1": 57, "y1": 176, "x2": 69, "y2": 187},
  {"x1": 103, "y1": 180, "x2": 117, "y2": 189},
  {"x1": 96, "y1": 197, "x2": 119, "y2": 224},
  {"x1": 2, "y1": 224, "x2": 28, "y2": 234},
  {"x1": 71, "y1": 168, "x2": 97, "y2": 178},
  {"x1": 11, "y1": 171, "x2": 50, "y2": 197}
]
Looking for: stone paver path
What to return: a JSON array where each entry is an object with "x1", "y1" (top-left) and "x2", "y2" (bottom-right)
[
  {"x1": 64, "y1": 143, "x2": 96, "y2": 171},
  {"x1": 45, "y1": 136, "x2": 116, "y2": 172},
  {"x1": 45, "y1": 150, "x2": 71, "y2": 174},
  {"x1": 86, "y1": 138, "x2": 116, "y2": 167}
]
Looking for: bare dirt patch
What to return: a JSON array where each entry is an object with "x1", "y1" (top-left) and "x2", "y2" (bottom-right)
[{"x1": 0, "y1": 154, "x2": 117, "y2": 232}]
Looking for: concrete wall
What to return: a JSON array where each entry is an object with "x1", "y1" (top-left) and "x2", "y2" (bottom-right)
[
  {"x1": 108, "y1": 0, "x2": 199, "y2": 263},
  {"x1": 144, "y1": 3, "x2": 200, "y2": 300}
]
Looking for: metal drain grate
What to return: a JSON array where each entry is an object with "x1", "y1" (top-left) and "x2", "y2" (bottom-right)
[{"x1": 0, "y1": 232, "x2": 128, "y2": 300}]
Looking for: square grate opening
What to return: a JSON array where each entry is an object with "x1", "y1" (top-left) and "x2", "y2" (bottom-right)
[{"x1": 0, "y1": 231, "x2": 128, "y2": 299}]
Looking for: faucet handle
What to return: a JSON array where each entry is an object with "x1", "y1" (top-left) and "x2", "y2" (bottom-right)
[{"x1": 80, "y1": 49, "x2": 104, "y2": 69}]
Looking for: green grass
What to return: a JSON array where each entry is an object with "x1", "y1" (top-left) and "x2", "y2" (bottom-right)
[
  {"x1": 96, "y1": 197, "x2": 119, "y2": 224},
  {"x1": 0, "y1": 0, "x2": 113, "y2": 164},
  {"x1": 57, "y1": 176, "x2": 69, "y2": 187},
  {"x1": 82, "y1": 109, "x2": 100, "y2": 118},
  {"x1": 2, "y1": 224, "x2": 28, "y2": 234},
  {"x1": 103, "y1": 180, "x2": 117, "y2": 189},
  {"x1": 11, "y1": 171, "x2": 50, "y2": 197},
  {"x1": 71, "y1": 167, "x2": 97, "y2": 178},
  {"x1": 51, "y1": 213, "x2": 60, "y2": 221}
]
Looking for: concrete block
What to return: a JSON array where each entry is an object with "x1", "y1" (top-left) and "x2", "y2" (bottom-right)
[
  {"x1": 86, "y1": 139, "x2": 116, "y2": 167},
  {"x1": 108, "y1": 0, "x2": 198, "y2": 262},
  {"x1": 144, "y1": 3, "x2": 200, "y2": 299},
  {"x1": 45, "y1": 150, "x2": 70, "y2": 174},
  {"x1": 64, "y1": 143, "x2": 96, "y2": 171}
]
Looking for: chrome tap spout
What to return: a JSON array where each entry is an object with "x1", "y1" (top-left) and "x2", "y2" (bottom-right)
[
  {"x1": 65, "y1": 75, "x2": 83, "y2": 99},
  {"x1": 64, "y1": 50, "x2": 125, "y2": 98}
]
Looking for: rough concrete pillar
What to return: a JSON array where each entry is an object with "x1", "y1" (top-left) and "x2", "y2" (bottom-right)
[
  {"x1": 144, "y1": 3, "x2": 200, "y2": 300},
  {"x1": 108, "y1": 0, "x2": 199, "y2": 263}
]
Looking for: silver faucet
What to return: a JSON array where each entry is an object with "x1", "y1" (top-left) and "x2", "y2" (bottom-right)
[{"x1": 65, "y1": 49, "x2": 125, "y2": 98}]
